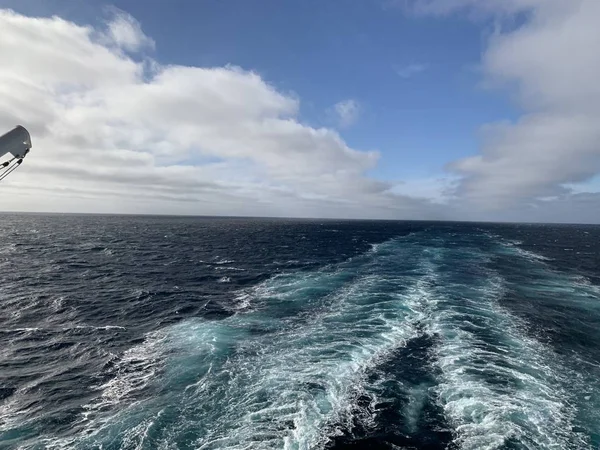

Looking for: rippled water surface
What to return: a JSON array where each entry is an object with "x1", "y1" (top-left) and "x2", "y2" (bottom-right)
[{"x1": 1, "y1": 214, "x2": 599, "y2": 449}]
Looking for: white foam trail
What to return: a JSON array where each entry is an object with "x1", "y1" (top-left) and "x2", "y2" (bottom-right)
[
  {"x1": 0, "y1": 242, "x2": 16, "y2": 255},
  {"x1": 0, "y1": 327, "x2": 42, "y2": 333},
  {"x1": 51, "y1": 295, "x2": 64, "y2": 311},
  {"x1": 415, "y1": 247, "x2": 587, "y2": 450},
  {"x1": 48, "y1": 237, "x2": 430, "y2": 449},
  {"x1": 214, "y1": 259, "x2": 235, "y2": 265},
  {"x1": 31, "y1": 232, "x2": 596, "y2": 449},
  {"x1": 84, "y1": 330, "x2": 168, "y2": 415},
  {"x1": 0, "y1": 392, "x2": 29, "y2": 433},
  {"x1": 214, "y1": 266, "x2": 245, "y2": 271},
  {"x1": 500, "y1": 239, "x2": 552, "y2": 262},
  {"x1": 1, "y1": 325, "x2": 126, "y2": 333},
  {"x1": 496, "y1": 236, "x2": 600, "y2": 446},
  {"x1": 193, "y1": 277, "x2": 421, "y2": 450}
]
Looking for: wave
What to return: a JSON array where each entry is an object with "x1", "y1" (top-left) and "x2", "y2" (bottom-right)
[
  {"x1": 27, "y1": 231, "x2": 599, "y2": 449},
  {"x1": 432, "y1": 283, "x2": 579, "y2": 448},
  {"x1": 500, "y1": 239, "x2": 552, "y2": 262},
  {"x1": 0, "y1": 325, "x2": 126, "y2": 334},
  {"x1": 213, "y1": 266, "x2": 246, "y2": 271},
  {"x1": 420, "y1": 241, "x2": 593, "y2": 449},
  {"x1": 213, "y1": 258, "x2": 235, "y2": 265},
  {"x1": 0, "y1": 243, "x2": 17, "y2": 256},
  {"x1": 84, "y1": 329, "x2": 168, "y2": 415},
  {"x1": 489, "y1": 234, "x2": 600, "y2": 447},
  {"x1": 43, "y1": 237, "x2": 432, "y2": 449}
]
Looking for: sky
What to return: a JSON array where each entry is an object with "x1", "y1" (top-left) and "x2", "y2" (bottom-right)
[{"x1": 0, "y1": 0, "x2": 599, "y2": 222}]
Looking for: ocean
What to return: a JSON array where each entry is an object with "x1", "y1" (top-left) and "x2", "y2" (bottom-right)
[{"x1": 0, "y1": 214, "x2": 599, "y2": 450}]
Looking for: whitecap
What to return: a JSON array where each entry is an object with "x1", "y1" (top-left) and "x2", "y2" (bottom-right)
[
  {"x1": 415, "y1": 250, "x2": 586, "y2": 450},
  {"x1": 55, "y1": 237, "x2": 427, "y2": 448},
  {"x1": 214, "y1": 258, "x2": 235, "y2": 265},
  {"x1": 83, "y1": 329, "x2": 169, "y2": 414},
  {"x1": 502, "y1": 240, "x2": 552, "y2": 262}
]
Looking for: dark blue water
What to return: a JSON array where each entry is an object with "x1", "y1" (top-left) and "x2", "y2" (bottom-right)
[{"x1": 1, "y1": 214, "x2": 599, "y2": 449}]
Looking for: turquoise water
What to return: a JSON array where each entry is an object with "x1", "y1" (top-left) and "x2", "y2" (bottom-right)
[{"x1": 1, "y1": 216, "x2": 599, "y2": 449}]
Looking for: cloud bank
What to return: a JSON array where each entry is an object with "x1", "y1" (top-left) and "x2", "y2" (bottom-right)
[
  {"x1": 408, "y1": 0, "x2": 600, "y2": 220},
  {"x1": 0, "y1": 9, "x2": 439, "y2": 219},
  {"x1": 2, "y1": 3, "x2": 600, "y2": 222}
]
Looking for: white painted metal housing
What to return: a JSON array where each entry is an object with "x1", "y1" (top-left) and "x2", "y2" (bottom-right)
[{"x1": 0, "y1": 125, "x2": 32, "y2": 159}]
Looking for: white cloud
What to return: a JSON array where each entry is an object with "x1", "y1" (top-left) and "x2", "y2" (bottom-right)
[
  {"x1": 405, "y1": 0, "x2": 600, "y2": 216},
  {"x1": 400, "y1": 0, "x2": 544, "y2": 17},
  {"x1": 394, "y1": 63, "x2": 427, "y2": 78},
  {"x1": 4, "y1": 4, "x2": 598, "y2": 222},
  {"x1": 0, "y1": 9, "x2": 439, "y2": 219},
  {"x1": 104, "y1": 7, "x2": 155, "y2": 52},
  {"x1": 333, "y1": 99, "x2": 360, "y2": 128},
  {"x1": 391, "y1": 175, "x2": 459, "y2": 204}
]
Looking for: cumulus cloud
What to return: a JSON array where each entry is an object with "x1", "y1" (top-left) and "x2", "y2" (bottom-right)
[
  {"x1": 333, "y1": 99, "x2": 360, "y2": 128},
  {"x1": 0, "y1": 9, "x2": 439, "y2": 219},
  {"x1": 405, "y1": 0, "x2": 600, "y2": 216},
  {"x1": 394, "y1": 63, "x2": 427, "y2": 78},
  {"x1": 103, "y1": 8, "x2": 155, "y2": 52},
  {"x1": 391, "y1": 176, "x2": 458, "y2": 204},
  {"x1": 5, "y1": 3, "x2": 598, "y2": 222}
]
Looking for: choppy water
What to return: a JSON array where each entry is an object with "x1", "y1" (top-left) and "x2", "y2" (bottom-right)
[{"x1": 1, "y1": 214, "x2": 599, "y2": 449}]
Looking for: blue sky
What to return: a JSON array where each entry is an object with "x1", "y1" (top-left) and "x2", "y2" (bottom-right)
[
  {"x1": 1, "y1": 0, "x2": 517, "y2": 178},
  {"x1": 130, "y1": 0, "x2": 512, "y2": 175},
  {"x1": 1, "y1": 0, "x2": 599, "y2": 221}
]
